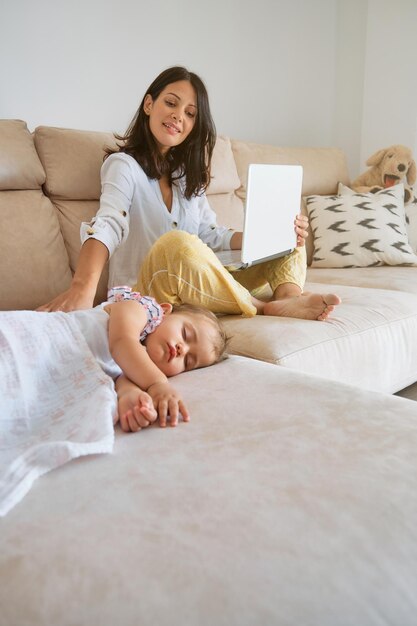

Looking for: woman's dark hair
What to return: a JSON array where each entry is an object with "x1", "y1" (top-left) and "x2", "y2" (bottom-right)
[{"x1": 105, "y1": 66, "x2": 216, "y2": 199}]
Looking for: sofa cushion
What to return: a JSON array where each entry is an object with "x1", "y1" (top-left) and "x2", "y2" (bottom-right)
[
  {"x1": 207, "y1": 135, "x2": 241, "y2": 195},
  {"x1": 406, "y1": 198, "x2": 417, "y2": 253},
  {"x1": 337, "y1": 180, "x2": 417, "y2": 255},
  {"x1": 338, "y1": 183, "x2": 417, "y2": 253},
  {"x1": 305, "y1": 183, "x2": 417, "y2": 268},
  {"x1": 205, "y1": 136, "x2": 244, "y2": 230},
  {"x1": 307, "y1": 265, "x2": 417, "y2": 294},
  {"x1": 2, "y1": 356, "x2": 417, "y2": 624},
  {"x1": 231, "y1": 141, "x2": 350, "y2": 199},
  {"x1": 52, "y1": 199, "x2": 109, "y2": 305},
  {"x1": 33, "y1": 126, "x2": 116, "y2": 305},
  {"x1": 34, "y1": 126, "x2": 116, "y2": 199},
  {"x1": 338, "y1": 182, "x2": 417, "y2": 257},
  {"x1": 0, "y1": 191, "x2": 72, "y2": 310},
  {"x1": 220, "y1": 283, "x2": 417, "y2": 393},
  {"x1": 231, "y1": 141, "x2": 350, "y2": 265},
  {"x1": 0, "y1": 120, "x2": 45, "y2": 191},
  {"x1": 206, "y1": 192, "x2": 244, "y2": 231}
]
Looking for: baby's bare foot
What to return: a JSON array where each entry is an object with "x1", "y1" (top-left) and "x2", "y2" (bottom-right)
[{"x1": 263, "y1": 292, "x2": 341, "y2": 320}]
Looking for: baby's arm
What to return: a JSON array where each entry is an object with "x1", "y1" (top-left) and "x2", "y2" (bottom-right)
[
  {"x1": 106, "y1": 300, "x2": 189, "y2": 426},
  {"x1": 106, "y1": 300, "x2": 168, "y2": 389},
  {"x1": 115, "y1": 374, "x2": 157, "y2": 432}
]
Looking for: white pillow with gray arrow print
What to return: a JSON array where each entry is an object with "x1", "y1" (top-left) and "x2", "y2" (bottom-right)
[
  {"x1": 337, "y1": 181, "x2": 417, "y2": 255},
  {"x1": 304, "y1": 183, "x2": 417, "y2": 268}
]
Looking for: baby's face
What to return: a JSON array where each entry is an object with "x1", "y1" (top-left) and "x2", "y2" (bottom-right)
[{"x1": 143, "y1": 312, "x2": 219, "y2": 377}]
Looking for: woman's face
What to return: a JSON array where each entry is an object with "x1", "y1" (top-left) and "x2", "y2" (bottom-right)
[{"x1": 144, "y1": 80, "x2": 197, "y2": 155}]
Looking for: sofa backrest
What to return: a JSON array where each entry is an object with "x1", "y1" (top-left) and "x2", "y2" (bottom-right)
[
  {"x1": 0, "y1": 119, "x2": 350, "y2": 310},
  {"x1": 206, "y1": 136, "x2": 244, "y2": 231},
  {"x1": 231, "y1": 139, "x2": 350, "y2": 263},
  {"x1": 34, "y1": 125, "x2": 117, "y2": 305},
  {"x1": 0, "y1": 120, "x2": 72, "y2": 310}
]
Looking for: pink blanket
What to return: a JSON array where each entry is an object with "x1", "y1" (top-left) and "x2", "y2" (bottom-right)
[{"x1": 0, "y1": 311, "x2": 116, "y2": 516}]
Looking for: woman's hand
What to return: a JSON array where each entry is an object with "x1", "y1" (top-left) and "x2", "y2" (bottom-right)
[
  {"x1": 38, "y1": 238, "x2": 109, "y2": 312},
  {"x1": 147, "y1": 382, "x2": 190, "y2": 428},
  {"x1": 230, "y1": 231, "x2": 243, "y2": 250},
  {"x1": 295, "y1": 213, "x2": 309, "y2": 247},
  {"x1": 37, "y1": 285, "x2": 96, "y2": 312}
]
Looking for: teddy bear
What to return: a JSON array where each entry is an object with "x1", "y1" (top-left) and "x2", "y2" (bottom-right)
[{"x1": 351, "y1": 144, "x2": 416, "y2": 205}]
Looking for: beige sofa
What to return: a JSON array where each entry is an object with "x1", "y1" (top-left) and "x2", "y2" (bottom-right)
[
  {"x1": 1, "y1": 119, "x2": 417, "y2": 625},
  {"x1": 2, "y1": 120, "x2": 417, "y2": 393}
]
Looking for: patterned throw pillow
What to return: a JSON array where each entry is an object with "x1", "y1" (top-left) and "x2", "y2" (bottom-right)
[
  {"x1": 406, "y1": 195, "x2": 417, "y2": 253},
  {"x1": 338, "y1": 182, "x2": 417, "y2": 255},
  {"x1": 305, "y1": 183, "x2": 417, "y2": 268}
]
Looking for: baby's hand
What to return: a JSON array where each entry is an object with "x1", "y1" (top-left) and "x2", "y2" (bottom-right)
[
  {"x1": 147, "y1": 382, "x2": 190, "y2": 428},
  {"x1": 117, "y1": 389, "x2": 158, "y2": 433}
]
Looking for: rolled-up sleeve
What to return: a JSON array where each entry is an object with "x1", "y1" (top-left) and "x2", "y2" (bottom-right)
[
  {"x1": 197, "y1": 194, "x2": 234, "y2": 251},
  {"x1": 80, "y1": 154, "x2": 135, "y2": 257}
]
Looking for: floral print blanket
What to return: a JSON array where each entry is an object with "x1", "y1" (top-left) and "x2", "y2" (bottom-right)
[{"x1": 0, "y1": 310, "x2": 116, "y2": 516}]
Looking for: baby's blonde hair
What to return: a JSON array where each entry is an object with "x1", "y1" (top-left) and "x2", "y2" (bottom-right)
[{"x1": 171, "y1": 304, "x2": 230, "y2": 364}]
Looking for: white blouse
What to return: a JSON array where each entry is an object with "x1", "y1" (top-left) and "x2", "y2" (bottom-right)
[{"x1": 80, "y1": 153, "x2": 234, "y2": 288}]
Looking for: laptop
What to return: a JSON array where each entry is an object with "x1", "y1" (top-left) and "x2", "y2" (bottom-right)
[{"x1": 216, "y1": 163, "x2": 303, "y2": 270}]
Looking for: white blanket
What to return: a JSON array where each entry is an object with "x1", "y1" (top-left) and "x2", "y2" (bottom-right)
[{"x1": 0, "y1": 311, "x2": 116, "y2": 516}]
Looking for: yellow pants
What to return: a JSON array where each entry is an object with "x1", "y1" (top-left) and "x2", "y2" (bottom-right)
[{"x1": 134, "y1": 231, "x2": 307, "y2": 317}]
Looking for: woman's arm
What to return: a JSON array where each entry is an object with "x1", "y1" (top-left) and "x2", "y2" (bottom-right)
[
  {"x1": 37, "y1": 238, "x2": 109, "y2": 312},
  {"x1": 38, "y1": 155, "x2": 136, "y2": 312}
]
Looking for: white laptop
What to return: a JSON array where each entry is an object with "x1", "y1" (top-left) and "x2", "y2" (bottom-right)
[{"x1": 216, "y1": 163, "x2": 303, "y2": 270}]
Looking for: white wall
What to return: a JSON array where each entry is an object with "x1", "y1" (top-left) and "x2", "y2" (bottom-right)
[
  {"x1": 0, "y1": 1, "x2": 337, "y2": 141},
  {"x1": 334, "y1": 0, "x2": 368, "y2": 178},
  {"x1": 360, "y1": 0, "x2": 417, "y2": 170},
  {"x1": 1, "y1": 0, "x2": 416, "y2": 178}
]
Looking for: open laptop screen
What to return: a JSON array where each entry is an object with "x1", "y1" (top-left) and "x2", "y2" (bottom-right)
[{"x1": 241, "y1": 163, "x2": 303, "y2": 265}]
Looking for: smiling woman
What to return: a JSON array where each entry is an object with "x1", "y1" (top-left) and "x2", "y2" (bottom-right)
[
  {"x1": 142, "y1": 82, "x2": 197, "y2": 212},
  {"x1": 106, "y1": 66, "x2": 215, "y2": 201},
  {"x1": 38, "y1": 65, "x2": 331, "y2": 321},
  {"x1": 141, "y1": 80, "x2": 199, "y2": 211}
]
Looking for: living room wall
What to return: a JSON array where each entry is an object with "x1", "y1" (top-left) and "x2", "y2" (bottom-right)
[
  {"x1": 359, "y1": 0, "x2": 417, "y2": 170},
  {"x1": 0, "y1": 0, "x2": 416, "y2": 178}
]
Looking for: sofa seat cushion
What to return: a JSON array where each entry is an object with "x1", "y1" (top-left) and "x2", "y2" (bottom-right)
[
  {"x1": 2, "y1": 356, "x2": 417, "y2": 624},
  {"x1": 307, "y1": 266, "x2": 417, "y2": 294},
  {"x1": 220, "y1": 283, "x2": 417, "y2": 393}
]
